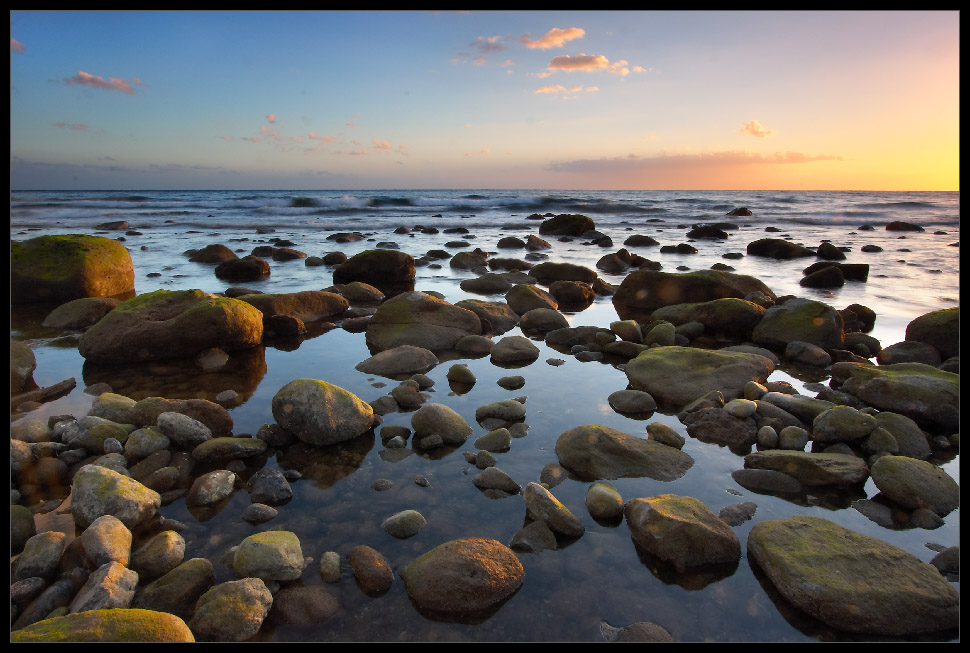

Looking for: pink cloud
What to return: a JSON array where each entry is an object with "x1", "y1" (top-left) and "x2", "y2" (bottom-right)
[
  {"x1": 471, "y1": 35, "x2": 505, "y2": 53},
  {"x1": 267, "y1": 113, "x2": 276, "y2": 123},
  {"x1": 64, "y1": 70, "x2": 140, "y2": 94},
  {"x1": 11, "y1": 37, "x2": 26, "y2": 53},
  {"x1": 520, "y1": 27, "x2": 585, "y2": 50},
  {"x1": 534, "y1": 85, "x2": 568, "y2": 94},
  {"x1": 548, "y1": 53, "x2": 610, "y2": 72},
  {"x1": 739, "y1": 120, "x2": 775, "y2": 138},
  {"x1": 372, "y1": 139, "x2": 392, "y2": 151},
  {"x1": 308, "y1": 131, "x2": 337, "y2": 145}
]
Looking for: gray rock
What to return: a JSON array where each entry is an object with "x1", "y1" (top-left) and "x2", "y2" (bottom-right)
[
  {"x1": 744, "y1": 450, "x2": 869, "y2": 487},
  {"x1": 249, "y1": 467, "x2": 293, "y2": 505},
  {"x1": 71, "y1": 464, "x2": 161, "y2": 529},
  {"x1": 79, "y1": 514, "x2": 132, "y2": 568},
  {"x1": 870, "y1": 455, "x2": 959, "y2": 516},
  {"x1": 157, "y1": 411, "x2": 213, "y2": 449},
  {"x1": 233, "y1": 530, "x2": 305, "y2": 582},
  {"x1": 523, "y1": 482, "x2": 585, "y2": 537},
  {"x1": 556, "y1": 424, "x2": 693, "y2": 481},
  {"x1": 472, "y1": 467, "x2": 521, "y2": 494},
  {"x1": 410, "y1": 403, "x2": 472, "y2": 444},
  {"x1": 608, "y1": 389, "x2": 657, "y2": 414},
  {"x1": 186, "y1": 469, "x2": 236, "y2": 506},
  {"x1": 585, "y1": 481, "x2": 624, "y2": 521},
  {"x1": 271, "y1": 378, "x2": 375, "y2": 446},
  {"x1": 190, "y1": 577, "x2": 273, "y2": 641},
  {"x1": 68, "y1": 561, "x2": 138, "y2": 613},
  {"x1": 13, "y1": 531, "x2": 67, "y2": 582},
  {"x1": 130, "y1": 530, "x2": 185, "y2": 580},
  {"x1": 381, "y1": 509, "x2": 428, "y2": 539},
  {"x1": 355, "y1": 344, "x2": 439, "y2": 377}
]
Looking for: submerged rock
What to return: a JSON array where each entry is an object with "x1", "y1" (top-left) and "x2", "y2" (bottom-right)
[
  {"x1": 555, "y1": 424, "x2": 693, "y2": 481},
  {"x1": 747, "y1": 515, "x2": 959, "y2": 635}
]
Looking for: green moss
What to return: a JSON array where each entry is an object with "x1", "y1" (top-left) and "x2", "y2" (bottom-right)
[
  {"x1": 11, "y1": 608, "x2": 194, "y2": 642},
  {"x1": 11, "y1": 234, "x2": 128, "y2": 281}
]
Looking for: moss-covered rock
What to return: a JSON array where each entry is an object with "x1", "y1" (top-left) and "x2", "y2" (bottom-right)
[
  {"x1": 271, "y1": 378, "x2": 375, "y2": 446},
  {"x1": 555, "y1": 424, "x2": 694, "y2": 481},
  {"x1": 332, "y1": 248, "x2": 415, "y2": 294},
  {"x1": 11, "y1": 608, "x2": 195, "y2": 642},
  {"x1": 613, "y1": 269, "x2": 776, "y2": 322},
  {"x1": 743, "y1": 449, "x2": 869, "y2": 486},
  {"x1": 625, "y1": 346, "x2": 775, "y2": 408},
  {"x1": 78, "y1": 289, "x2": 264, "y2": 363},
  {"x1": 11, "y1": 234, "x2": 135, "y2": 305},
  {"x1": 238, "y1": 290, "x2": 348, "y2": 324},
  {"x1": 905, "y1": 306, "x2": 959, "y2": 359},
  {"x1": 747, "y1": 515, "x2": 959, "y2": 635},
  {"x1": 869, "y1": 455, "x2": 960, "y2": 516},
  {"x1": 538, "y1": 213, "x2": 595, "y2": 236},
  {"x1": 651, "y1": 298, "x2": 767, "y2": 343},
  {"x1": 365, "y1": 291, "x2": 481, "y2": 352},
  {"x1": 839, "y1": 362, "x2": 959, "y2": 432},
  {"x1": 233, "y1": 530, "x2": 305, "y2": 581},
  {"x1": 752, "y1": 297, "x2": 845, "y2": 350}
]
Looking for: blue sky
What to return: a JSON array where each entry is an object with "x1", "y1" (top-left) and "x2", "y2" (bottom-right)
[{"x1": 9, "y1": 10, "x2": 959, "y2": 190}]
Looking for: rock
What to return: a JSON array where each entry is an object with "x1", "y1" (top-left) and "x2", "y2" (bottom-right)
[
  {"x1": 400, "y1": 538, "x2": 524, "y2": 615},
  {"x1": 505, "y1": 283, "x2": 558, "y2": 314},
  {"x1": 624, "y1": 495, "x2": 741, "y2": 571},
  {"x1": 130, "y1": 530, "x2": 185, "y2": 580},
  {"x1": 131, "y1": 557, "x2": 215, "y2": 621},
  {"x1": 529, "y1": 261, "x2": 597, "y2": 284},
  {"x1": 11, "y1": 339, "x2": 37, "y2": 392},
  {"x1": 12, "y1": 608, "x2": 195, "y2": 642},
  {"x1": 625, "y1": 346, "x2": 774, "y2": 408},
  {"x1": 538, "y1": 213, "x2": 595, "y2": 236},
  {"x1": 905, "y1": 307, "x2": 958, "y2": 359},
  {"x1": 454, "y1": 299, "x2": 520, "y2": 335},
  {"x1": 11, "y1": 504, "x2": 36, "y2": 555},
  {"x1": 586, "y1": 481, "x2": 624, "y2": 521},
  {"x1": 886, "y1": 220, "x2": 925, "y2": 231},
  {"x1": 651, "y1": 298, "x2": 766, "y2": 343},
  {"x1": 349, "y1": 545, "x2": 393, "y2": 595},
  {"x1": 747, "y1": 515, "x2": 959, "y2": 635},
  {"x1": 233, "y1": 530, "x2": 305, "y2": 581},
  {"x1": 743, "y1": 450, "x2": 869, "y2": 486},
  {"x1": 474, "y1": 427, "x2": 512, "y2": 452},
  {"x1": 509, "y1": 521, "x2": 558, "y2": 553},
  {"x1": 490, "y1": 335, "x2": 540, "y2": 364},
  {"x1": 78, "y1": 289, "x2": 264, "y2": 364},
  {"x1": 838, "y1": 362, "x2": 959, "y2": 432},
  {"x1": 157, "y1": 411, "x2": 212, "y2": 449},
  {"x1": 11, "y1": 234, "x2": 135, "y2": 305},
  {"x1": 600, "y1": 620, "x2": 675, "y2": 642},
  {"x1": 191, "y1": 436, "x2": 267, "y2": 463},
  {"x1": 876, "y1": 340, "x2": 942, "y2": 366},
  {"x1": 460, "y1": 272, "x2": 513, "y2": 294},
  {"x1": 185, "y1": 469, "x2": 236, "y2": 506},
  {"x1": 811, "y1": 405, "x2": 877, "y2": 443},
  {"x1": 69, "y1": 560, "x2": 139, "y2": 613},
  {"x1": 190, "y1": 578, "x2": 273, "y2": 642},
  {"x1": 718, "y1": 501, "x2": 757, "y2": 526},
  {"x1": 410, "y1": 403, "x2": 473, "y2": 444},
  {"x1": 80, "y1": 514, "x2": 132, "y2": 568},
  {"x1": 71, "y1": 464, "x2": 161, "y2": 529},
  {"x1": 869, "y1": 455, "x2": 959, "y2": 516},
  {"x1": 271, "y1": 378, "x2": 375, "y2": 446},
  {"x1": 332, "y1": 249, "x2": 415, "y2": 294},
  {"x1": 269, "y1": 585, "x2": 338, "y2": 625},
  {"x1": 555, "y1": 424, "x2": 693, "y2": 481},
  {"x1": 613, "y1": 269, "x2": 776, "y2": 323},
  {"x1": 42, "y1": 297, "x2": 121, "y2": 329},
  {"x1": 472, "y1": 467, "x2": 521, "y2": 493},
  {"x1": 241, "y1": 503, "x2": 279, "y2": 524},
  {"x1": 731, "y1": 468, "x2": 803, "y2": 494},
  {"x1": 799, "y1": 265, "x2": 845, "y2": 288},
  {"x1": 475, "y1": 399, "x2": 526, "y2": 424},
  {"x1": 752, "y1": 297, "x2": 845, "y2": 350},
  {"x1": 214, "y1": 255, "x2": 270, "y2": 282},
  {"x1": 365, "y1": 291, "x2": 481, "y2": 352},
  {"x1": 872, "y1": 411, "x2": 931, "y2": 459},
  {"x1": 381, "y1": 509, "x2": 428, "y2": 538},
  {"x1": 248, "y1": 467, "x2": 293, "y2": 505},
  {"x1": 746, "y1": 238, "x2": 816, "y2": 259},
  {"x1": 13, "y1": 531, "x2": 67, "y2": 583},
  {"x1": 681, "y1": 407, "x2": 758, "y2": 447},
  {"x1": 642, "y1": 321, "x2": 676, "y2": 346},
  {"x1": 646, "y1": 422, "x2": 686, "y2": 449},
  {"x1": 355, "y1": 345, "x2": 439, "y2": 377},
  {"x1": 239, "y1": 290, "x2": 348, "y2": 324},
  {"x1": 522, "y1": 482, "x2": 585, "y2": 536},
  {"x1": 607, "y1": 389, "x2": 657, "y2": 414}
]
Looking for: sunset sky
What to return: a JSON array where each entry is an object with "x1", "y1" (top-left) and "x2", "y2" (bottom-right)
[{"x1": 9, "y1": 10, "x2": 959, "y2": 191}]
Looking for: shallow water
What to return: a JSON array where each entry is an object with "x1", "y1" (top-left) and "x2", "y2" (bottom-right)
[{"x1": 10, "y1": 189, "x2": 959, "y2": 642}]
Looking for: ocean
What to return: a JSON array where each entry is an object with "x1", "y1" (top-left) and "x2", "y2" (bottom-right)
[{"x1": 10, "y1": 189, "x2": 960, "y2": 641}]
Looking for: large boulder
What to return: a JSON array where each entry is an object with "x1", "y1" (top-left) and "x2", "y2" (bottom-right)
[
  {"x1": 869, "y1": 455, "x2": 959, "y2": 516},
  {"x1": 625, "y1": 495, "x2": 741, "y2": 571},
  {"x1": 78, "y1": 289, "x2": 264, "y2": 364},
  {"x1": 238, "y1": 290, "x2": 348, "y2": 324},
  {"x1": 332, "y1": 249, "x2": 415, "y2": 294},
  {"x1": 365, "y1": 292, "x2": 481, "y2": 352},
  {"x1": 746, "y1": 238, "x2": 816, "y2": 259},
  {"x1": 538, "y1": 213, "x2": 595, "y2": 236},
  {"x1": 70, "y1": 464, "x2": 161, "y2": 529},
  {"x1": 11, "y1": 234, "x2": 135, "y2": 305},
  {"x1": 752, "y1": 297, "x2": 845, "y2": 351},
  {"x1": 613, "y1": 269, "x2": 776, "y2": 322},
  {"x1": 529, "y1": 262, "x2": 598, "y2": 285},
  {"x1": 651, "y1": 298, "x2": 766, "y2": 343},
  {"x1": 747, "y1": 515, "x2": 959, "y2": 635},
  {"x1": 505, "y1": 284, "x2": 558, "y2": 315},
  {"x1": 271, "y1": 379, "x2": 375, "y2": 446},
  {"x1": 838, "y1": 362, "x2": 959, "y2": 432},
  {"x1": 743, "y1": 450, "x2": 870, "y2": 486},
  {"x1": 625, "y1": 346, "x2": 774, "y2": 408},
  {"x1": 904, "y1": 307, "x2": 958, "y2": 359},
  {"x1": 555, "y1": 424, "x2": 694, "y2": 481},
  {"x1": 11, "y1": 608, "x2": 195, "y2": 642},
  {"x1": 399, "y1": 538, "x2": 524, "y2": 615}
]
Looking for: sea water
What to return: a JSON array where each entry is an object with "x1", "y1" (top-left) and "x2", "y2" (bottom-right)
[{"x1": 9, "y1": 189, "x2": 959, "y2": 641}]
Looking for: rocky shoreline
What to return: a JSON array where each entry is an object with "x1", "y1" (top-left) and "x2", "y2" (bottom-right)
[{"x1": 10, "y1": 213, "x2": 960, "y2": 641}]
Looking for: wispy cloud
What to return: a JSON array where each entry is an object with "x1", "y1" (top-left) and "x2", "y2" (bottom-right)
[
  {"x1": 470, "y1": 35, "x2": 506, "y2": 53},
  {"x1": 520, "y1": 27, "x2": 585, "y2": 50},
  {"x1": 11, "y1": 37, "x2": 25, "y2": 53},
  {"x1": 55, "y1": 121, "x2": 88, "y2": 131},
  {"x1": 534, "y1": 85, "x2": 583, "y2": 95},
  {"x1": 739, "y1": 119, "x2": 774, "y2": 138},
  {"x1": 63, "y1": 70, "x2": 142, "y2": 94},
  {"x1": 465, "y1": 148, "x2": 491, "y2": 157},
  {"x1": 547, "y1": 150, "x2": 843, "y2": 174}
]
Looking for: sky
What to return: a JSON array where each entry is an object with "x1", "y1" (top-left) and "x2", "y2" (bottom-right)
[{"x1": 9, "y1": 10, "x2": 960, "y2": 191}]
